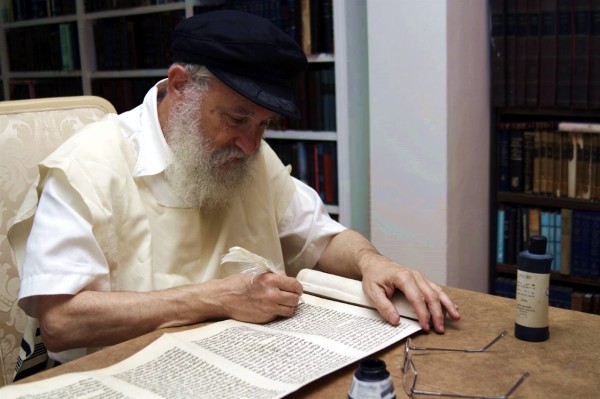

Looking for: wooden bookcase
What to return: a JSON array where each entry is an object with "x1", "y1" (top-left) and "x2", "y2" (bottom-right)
[
  {"x1": 489, "y1": 0, "x2": 600, "y2": 314},
  {"x1": 0, "y1": 0, "x2": 368, "y2": 233}
]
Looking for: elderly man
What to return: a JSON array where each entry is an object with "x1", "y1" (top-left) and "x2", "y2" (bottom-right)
[{"x1": 9, "y1": 10, "x2": 460, "y2": 374}]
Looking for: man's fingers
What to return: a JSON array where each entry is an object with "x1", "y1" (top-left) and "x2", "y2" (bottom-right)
[
  {"x1": 367, "y1": 269, "x2": 460, "y2": 333},
  {"x1": 250, "y1": 273, "x2": 303, "y2": 315},
  {"x1": 367, "y1": 289, "x2": 401, "y2": 325}
]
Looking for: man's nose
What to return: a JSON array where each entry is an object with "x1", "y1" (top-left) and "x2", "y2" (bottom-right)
[{"x1": 234, "y1": 128, "x2": 263, "y2": 155}]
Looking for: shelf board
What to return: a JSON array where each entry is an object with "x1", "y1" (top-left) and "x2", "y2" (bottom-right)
[
  {"x1": 84, "y1": 3, "x2": 186, "y2": 20},
  {"x1": 497, "y1": 192, "x2": 600, "y2": 212},
  {"x1": 496, "y1": 264, "x2": 600, "y2": 287},
  {"x1": 494, "y1": 107, "x2": 600, "y2": 119},
  {"x1": 91, "y1": 69, "x2": 168, "y2": 79},
  {"x1": 325, "y1": 204, "x2": 339, "y2": 215},
  {"x1": 8, "y1": 71, "x2": 82, "y2": 79},
  {"x1": 2, "y1": 15, "x2": 77, "y2": 28},
  {"x1": 265, "y1": 130, "x2": 336, "y2": 141},
  {"x1": 307, "y1": 53, "x2": 335, "y2": 63}
]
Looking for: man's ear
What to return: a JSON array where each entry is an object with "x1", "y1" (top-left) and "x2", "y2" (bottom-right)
[{"x1": 166, "y1": 64, "x2": 190, "y2": 99}]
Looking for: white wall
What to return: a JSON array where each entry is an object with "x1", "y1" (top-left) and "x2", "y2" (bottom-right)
[{"x1": 367, "y1": 0, "x2": 489, "y2": 292}]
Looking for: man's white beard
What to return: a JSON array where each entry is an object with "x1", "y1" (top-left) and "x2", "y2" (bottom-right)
[{"x1": 163, "y1": 86, "x2": 259, "y2": 210}]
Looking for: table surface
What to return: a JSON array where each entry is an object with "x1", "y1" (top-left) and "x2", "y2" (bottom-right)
[{"x1": 15, "y1": 287, "x2": 600, "y2": 398}]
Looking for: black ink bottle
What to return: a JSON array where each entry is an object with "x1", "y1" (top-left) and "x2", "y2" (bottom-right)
[
  {"x1": 515, "y1": 235, "x2": 553, "y2": 342},
  {"x1": 348, "y1": 357, "x2": 396, "y2": 399}
]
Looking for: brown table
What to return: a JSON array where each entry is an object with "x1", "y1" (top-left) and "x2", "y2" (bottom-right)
[{"x1": 15, "y1": 287, "x2": 600, "y2": 398}]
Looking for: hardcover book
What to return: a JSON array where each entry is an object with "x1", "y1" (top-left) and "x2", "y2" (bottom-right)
[
  {"x1": 525, "y1": 0, "x2": 541, "y2": 106},
  {"x1": 571, "y1": 0, "x2": 592, "y2": 107},
  {"x1": 539, "y1": 0, "x2": 558, "y2": 106},
  {"x1": 556, "y1": 0, "x2": 573, "y2": 106}
]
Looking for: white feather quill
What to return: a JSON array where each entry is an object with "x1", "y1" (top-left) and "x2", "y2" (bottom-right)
[
  {"x1": 221, "y1": 246, "x2": 304, "y2": 303},
  {"x1": 220, "y1": 246, "x2": 283, "y2": 277}
]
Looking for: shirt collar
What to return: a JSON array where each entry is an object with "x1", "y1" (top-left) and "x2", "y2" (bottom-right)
[{"x1": 118, "y1": 79, "x2": 173, "y2": 177}]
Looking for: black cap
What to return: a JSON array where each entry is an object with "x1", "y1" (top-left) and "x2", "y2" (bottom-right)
[
  {"x1": 528, "y1": 235, "x2": 547, "y2": 255},
  {"x1": 172, "y1": 10, "x2": 308, "y2": 118}
]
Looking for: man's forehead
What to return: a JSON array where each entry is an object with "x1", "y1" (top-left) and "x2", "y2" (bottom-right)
[{"x1": 208, "y1": 78, "x2": 277, "y2": 117}]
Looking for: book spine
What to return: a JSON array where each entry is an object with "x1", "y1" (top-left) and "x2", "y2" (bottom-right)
[
  {"x1": 571, "y1": 0, "x2": 591, "y2": 107},
  {"x1": 589, "y1": 211, "x2": 600, "y2": 279},
  {"x1": 540, "y1": 130, "x2": 549, "y2": 195},
  {"x1": 525, "y1": 0, "x2": 541, "y2": 106},
  {"x1": 589, "y1": 1, "x2": 600, "y2": 107},
  {"x1": 498, "y1": 126, "x2": 511, "y2": 191},
  {"x1": 59, "y1": 23, "x2": 73, "y2": 71},
  {"x1": 505, "y1": 206, "x2": 517, "y2": 264},
  {"x1": 510, "y1": 128, "x2": 524, "y2": 192},
  {"x1": 560, "y1": 131, "x2": 570, "y2": 197},
  {"x1": 570, "y1": 210, "x2": 585, "y2": 277},
  {"x1": 533, "y1": 130, "x2": 541, "y2": 194},
  {"x1": 539, "y1": 0, "x2": 558, "y2": 106},
  {"x1": 553, "y1": 130, "x2": 561, "y2": 197},
  {"x1": 515, "y1": 0, "x2": 529, "y2": 106},
  {"x1": 575, "y1": 132, "x2": 585, "y2": 198},
  {"x1": 529, "y1": 207, "x2": 541, "y2": 236},
  {"x1": 300, "y1": 0, "x2": 311, "y2": 55},
  {"x1": 553, "y1": 211, "x2": 562, "y2": 272},
  {"x1": 556, "y1": 0, "x2": 573, "y2": 106},
  {"x1": 523, "y1": 130, "x2": 535, "y2": 193},
  {"x1": 592, "y1": 135, "x2": 600, "y2": 201},
  {"x1": 497, "y1": 207, "x2": 506, "y2": 263},
  {"x1": 560, "y1": 208, "x2": 572, "y2": 275},
  {"x1": 540, "y1": 210, "x2": 551, "y2": 255},
  {"x1": 296, "y1": 141, "x2": 309, "y2": 185},
  {"x1": 582, "y1": 134, "x2": 593, "y2": 199}
]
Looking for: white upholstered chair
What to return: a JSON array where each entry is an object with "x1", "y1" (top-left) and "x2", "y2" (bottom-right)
[{"x1": 0, "y1": 96, "x2": 116, "y2": 385}]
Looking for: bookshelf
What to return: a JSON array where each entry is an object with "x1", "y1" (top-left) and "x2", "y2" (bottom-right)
[
  {"x1": 489, "y1": 0, "x2": 600, "y2": 314},
  {"x1": 0, "y1": 0, "x2": 368, "y2": 233}
]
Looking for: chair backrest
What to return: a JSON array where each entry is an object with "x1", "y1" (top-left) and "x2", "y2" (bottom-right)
[{"x1": 0, "y1": 96, "x2": 116, "y2": 385}]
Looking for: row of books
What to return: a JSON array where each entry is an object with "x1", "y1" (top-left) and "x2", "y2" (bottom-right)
[
  {"x1": 490, "y1": 0, "x2": 600, "y2": 109},
  {"x1": 497, "y1": 205, "x2": 600, "y2": 279},
  {"x1": 494, "y1": 277, "x2": 600, "y2": 314},
  {"x1": 223, "y1": 0, "x2": 333, "y2": 55},
  {"x1": 4, "y1": 0, "x2": 75, "y2": 21},
  {"x1": 268, "y1": 139, "x2": 338, "y2": 205},
  {"x1": 93, "y1": 11, "x2": 183, "y2": 70},
  {"x1": 6, "y1": 23, "x2": 80, "y2": 72},
  {"x1": 91, "y1": 77, "x2": 156, "y2": 114},
  {"x1": 498, "y1": 121, "x2": 600, "y2": 201},
  {"x1": 289, "y1": 66, "x2": 336, "y2": 132},
  {"x1": 84, "y1": 0, "x2": 183, "y2": 13},
  {"x1": 9, "y1": 78, "x2": 83, "y2": 100},
  {"x1": 267, "y1": 66, "x2": 335, "y2": 132},
  {"x1": 3, "y1": 0, "x2": 184, "y2": 19}
]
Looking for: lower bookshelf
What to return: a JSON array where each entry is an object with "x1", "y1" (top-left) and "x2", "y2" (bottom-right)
[
  {"x1": 491, "y1": 109, "x2": 600, "y2": 315},
  {"x1": 494, "y1": 196, "x2": 600, "y2": 315},
  {"x1": 495, "y1": 264, "x2": 600, "y2": 314}
]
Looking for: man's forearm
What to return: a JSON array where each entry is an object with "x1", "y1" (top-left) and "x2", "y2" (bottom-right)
[
  {"x1": 317, "y1": 229, "x2": 383, "y2": 280},
  {"x1": 36, "y1": 271, "x2": 303, "y2": 353},
  {"x1": 37, "y1": 282, "x2": 226, "y2": 353}
]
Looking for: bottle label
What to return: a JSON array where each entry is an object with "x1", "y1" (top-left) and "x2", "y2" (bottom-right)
[
  {"x1": 348, "y1": 376, "x2": 396, "y2": 399},
  {"x1": 515, "y1": 270, "x2": 549, "y2": 328}
]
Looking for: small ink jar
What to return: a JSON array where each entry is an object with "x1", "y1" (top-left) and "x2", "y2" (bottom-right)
[{"x1": 348, "y1": 357, "x2": 396, "y2": 399}]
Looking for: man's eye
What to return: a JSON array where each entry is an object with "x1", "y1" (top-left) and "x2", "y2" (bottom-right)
[{"x1": 228, "y1": 115, "x2": 246, "y2": 125}]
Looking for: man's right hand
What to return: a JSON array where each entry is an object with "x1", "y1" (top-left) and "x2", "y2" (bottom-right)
[{"x1": 216, "y1": 272, "x2": 304, "y2": 323}]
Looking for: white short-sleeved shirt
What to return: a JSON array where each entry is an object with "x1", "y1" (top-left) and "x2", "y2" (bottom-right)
[{"x1": 18, "y1": 80, "x2": 346, "y2": 308}]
